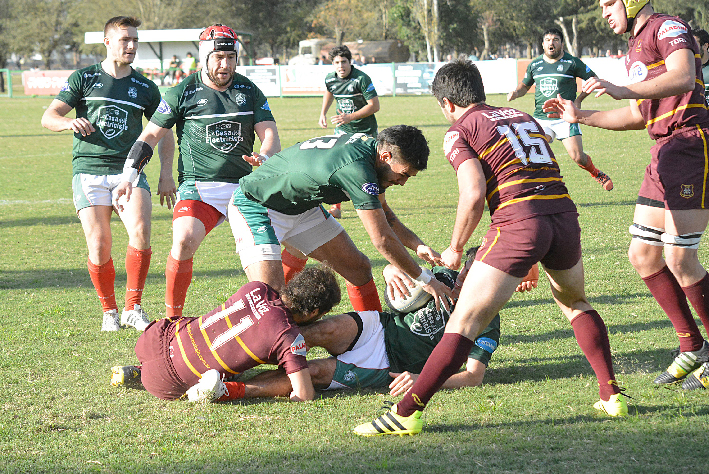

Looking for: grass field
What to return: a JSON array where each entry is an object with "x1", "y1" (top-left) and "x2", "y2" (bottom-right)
[{"x1": 2, "y1": 89, "x2": 709, "y2": 474}]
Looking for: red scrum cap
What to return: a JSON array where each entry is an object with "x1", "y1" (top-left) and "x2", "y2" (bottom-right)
[{"x1": 199, "y1": 24, "x2": 239, "y2": 69}]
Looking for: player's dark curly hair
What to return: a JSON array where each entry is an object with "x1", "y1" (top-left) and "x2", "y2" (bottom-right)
[
  {"x1": 542, "y1": 27, "x2": 564, "y2": 44},
  {"x1": 281, "y1": 265, "x2": 341, "y2": 322},
  {"x1": 431, "y1": 59, "x2": 486, "y2": 107},
  {"x1": 104, "y1": 16, "x2": 141, "y2": 36},
  {"x1": 377, "y1": 125, "x2": 429, "y2": 171},
  {"x1": 328, "y1": 45, "x2": 352, "y2": 62}
]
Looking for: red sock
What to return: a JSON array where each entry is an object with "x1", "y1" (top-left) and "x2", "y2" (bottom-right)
[
  {"x1": 682, "y1": 273, "x2": 709, "y2": 338},
  {"x1": 217, "y1": 382, "x2": 245, "y2": 401},
  {"x1": 125, "y1": 246, "x2": 152, "y2": 310},
  {"x1": 165, "y1": 254, "x2": 193, "y2": 318},
  {"x1": 570, "y1": 311, "x2": 620, "y2": 401},
  {"x1": 643, "y1": 266, "x2": 704, "y2": 351},
  {"x1": 579, "y1": 155, "x2": 599, "y2": 176},
  {"x1": 281, "y1": 248, "x2": 308, "y2": 284},
  {"x1": 346, "y1": 278, "x2": 382, "y2": 312},
  {"x1": 397, "y1": 332, "x2": 474, "y2": 417},
  {"x1": 87, "y1": 258, "x2": 117, "y2": 312}
]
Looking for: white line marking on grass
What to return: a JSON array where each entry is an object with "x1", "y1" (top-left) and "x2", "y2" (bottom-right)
[{"x1": 0, "y1": 199, "x2": 73, "y2": 205}]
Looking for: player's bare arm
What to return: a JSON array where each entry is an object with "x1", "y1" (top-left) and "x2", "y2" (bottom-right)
[
  {"x1": 287, "y1": 368, "x2": 315, "y2": 401},
  {"x1": 41, "y1": 99, "x2": 95, "y2": 137},
  {"x1": 300, "y1": 313, "x2": 359, "y2": 356},
  {"x1": 319, "y1": 91, "x2": 335, "y2": 128},
  {"x1": 243, "y1": 121, "x2": 280, "y2": 166},
  {"x1": 357, "y1": 207, "x2": 452, "y2": 310},
  {"x1": 379, "y1": 194, "x2": 443, "y2": 266},
  {"x1": 583, "y1": 49, "x2": 695, "y2": 100},
  {"x1": 331, "y1": 96, "x2": 380, "y2": 126},
  {"x1": 244, "y1": 121, "x2": 280, "y2": 166},
  {"x1": 441, "y1": 159, "x2": 486, "y2": 270},
  {"x1": 543, "y1": 95, "x2": 644, "y2": 131},
  {"x1": 114, "y1": 122, "x2": 170, "y2": 209},
  {"x1": 507, "y1": 82, "x2": 530, "y2": 102},
  {"x1": 156, "y1": 130, "x2": 177, "y2": 209}
]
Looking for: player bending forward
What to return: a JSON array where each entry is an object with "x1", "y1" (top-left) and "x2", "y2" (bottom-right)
[{"x1": 110, "y1": 266, "x2": 340, "y2": 402}]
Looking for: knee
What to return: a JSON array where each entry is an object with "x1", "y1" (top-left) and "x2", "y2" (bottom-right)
[
  {"x1": 664, "y1": 250, "x2": 700, "y2": 281},
  {"x1": 128, "y1": 221, "x2": 151, "y2": 248},
  {"x1": 172, "y1": 230, "x2": 201, "y2": 258},
  {"x1": 628, "y1": 242, "x2": 657, "y2": 271}
]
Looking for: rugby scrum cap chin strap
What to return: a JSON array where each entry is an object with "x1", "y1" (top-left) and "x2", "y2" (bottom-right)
[
  {"x1": 199, "y1": 24, "x2": 239, "y2": 70},
  {"x1": 622, "y1": 0, "x2": 650, "y2": 33}
]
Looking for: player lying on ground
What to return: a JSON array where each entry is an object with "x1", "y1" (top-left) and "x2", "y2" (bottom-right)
[{"x1": 110, "y1": 266, "x2": 340, "y2": 402}]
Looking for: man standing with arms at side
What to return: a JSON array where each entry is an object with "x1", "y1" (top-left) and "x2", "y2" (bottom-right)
[
  {"x1": 116, "y1": 24, "x2": 281, "y2": 318},
  {"x1": 544, "y1": 0, "x2": 709, "y2": 391},
  {"x1": 353, "y1": 60, "x2": 625, "y2": 436},
  {"x1": 508, "y1": 27, "x2": 614, "y2": 191},
  {"x1": 318, "y1": 45, "x2": 380, "y2": 219},
  {"x1": 41, "y1": 16, "x2": 176, "y2": 332}
]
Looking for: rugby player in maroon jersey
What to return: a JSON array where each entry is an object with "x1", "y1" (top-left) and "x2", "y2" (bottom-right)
[
  {"x1": 110, "y1": 266, "x2": 340, "y2": 402},
  {"x1": 353, "y1": 59, "x2": 626, "y2": 436},
  {"x1": 544, "y1": 0, "x2": 709, "y2": 391}
]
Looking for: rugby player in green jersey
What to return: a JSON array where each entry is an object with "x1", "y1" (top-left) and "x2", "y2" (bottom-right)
[
  {"x1": 41, "y1": 16, "x2": 176, "y2": 332},
  {"x1": 116, "y1": 24, "x2": 282, "y2": 319},
  {"x1": 229, "y1": 127, "x2": 452, "y2": 314},
  {"x1": 318, "y1": 44, "x2": 380, "y2": 219},
  {"x1": 508, "y1": 27, "x2": 614, "y2": 191}
]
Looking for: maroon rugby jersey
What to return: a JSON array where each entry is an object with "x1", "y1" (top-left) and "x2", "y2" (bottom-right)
[
  {"x1": 169, "y1": 282, "x2": 308, "y2": 386},
  {"x1": 626, "y1": 14, "x2": 709, "y2": 139},
  {"x1": 443, "y1": 104, "x2": 576, "y2": 224}
]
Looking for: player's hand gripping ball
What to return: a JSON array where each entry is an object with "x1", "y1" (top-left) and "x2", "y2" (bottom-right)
[{"x1": 384, "y1": 267, "x2": 434, "y2": 313}]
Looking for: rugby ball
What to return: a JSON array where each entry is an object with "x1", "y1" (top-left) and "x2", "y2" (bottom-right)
[{"x1": 384, "y1": 269, "x2": 433, "y2": 313}]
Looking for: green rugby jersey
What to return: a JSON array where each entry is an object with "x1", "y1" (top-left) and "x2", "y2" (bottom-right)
[
  {"x1": 325, "y1": 67, "x2": 378, "y2": 135},
  {"x1": 239, "y1": 132, "x2": 382, "y2": 215},
  {"x1": 55, "y1": 63, "x2": 161, "y2": 176},
  {"x1": 702, "y1": 62, "x2": 709, "y2": 106},
  {"x1": 522, "y1": 52, "x2": 595, "y2": 119},
  {"x1": 380, "y1": 267, "x2": 500, "y2": 374},
  {"x1": 151, "y1": 72, "x2": 275, "y2": 184}
]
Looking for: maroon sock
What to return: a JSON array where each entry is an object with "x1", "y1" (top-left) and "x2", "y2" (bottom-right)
[
  {"x1": 570, "y1": 311, "x2": 620, "y2": 401},
  {"x1": 397, "y1": 333, "x2": 475, "y2": 417},
  {"x1": 682, "y1": 273, "x2": 709, "y2": 339},
  {"x1": 642, "y1": 266, "x2": 703, "y2": 351}
]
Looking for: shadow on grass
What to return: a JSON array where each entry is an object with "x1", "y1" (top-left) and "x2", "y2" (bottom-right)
[
  {"x1": 0, "y1": 267, "x2": 245, "y2": 290},
  {"x1": 1, "y1": 211, "x2": 174, "y2": 228}
]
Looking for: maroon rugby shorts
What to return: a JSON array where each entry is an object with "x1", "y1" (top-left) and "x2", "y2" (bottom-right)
[
  {"x1": 135, "y1": 318, "x2": 188, "y2": 400},
  {"x1": 476, "y1": 212, "x2": 582, "y2": 277},
  {"x1": 638, "y1": 126, "x2": 709, "y2": 210}
]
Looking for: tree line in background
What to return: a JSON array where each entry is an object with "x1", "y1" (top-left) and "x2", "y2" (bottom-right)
[{"x1": 0, "y1": 0, "x2": 708, "y2": 69}]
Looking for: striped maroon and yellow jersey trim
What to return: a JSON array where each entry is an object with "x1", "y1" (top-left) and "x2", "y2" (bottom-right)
[
  {"x1": 698, "y1": 125, "x2": 708, "y2": 208},
  {"x1": 479, "y1": 227, "x2": 501, "y2": 262},
  {"x1": 642, "y1": 103, "x2": 708, "y2": 127},
  {"x1": 175, "y1": 318, "x2": 207, "y2": 379},
  {"x1": 495, "y1": 193, "x2": 572, "y2": 213},
  {"x1": 199, "y1": 305, "x2": 238, "y2": 375},
  {"x1": 234, "y1": 336, "x2": 267, "y2": 364}
]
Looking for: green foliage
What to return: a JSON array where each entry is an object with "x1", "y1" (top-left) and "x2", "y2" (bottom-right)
[{"x1": 2, "y1": 92, "x2": 709, "y2": 473}]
